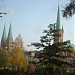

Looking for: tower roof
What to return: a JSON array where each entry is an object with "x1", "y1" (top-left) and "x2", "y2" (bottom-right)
[
  {"x1": 1, "y1": 25, "x2": 6, "y2": 41},
  {"x1": 7, "y1": 23, "x2": 13, "y2": 41},
  {"x1": 56, "y1": 5, "x2": 61, "y2": 29}
]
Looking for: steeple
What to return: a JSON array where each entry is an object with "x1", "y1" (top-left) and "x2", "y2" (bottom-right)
[
  {"x1": 1, "y1": 25, "x2": 7, "y2": 48},
  {"x1": 53, "y1": 4, "x2": 64, "y2": 44},
  {"x1": 7, "y1": 23, "x2": 12, "y2": 41},
  {"x1": 1, "y1": 25, "x2": 6, "y2": 41},
  {"x1": 56, "y1": 4, "x2": 61, "y2": 30},
  {"x1": 7, "y1": 23, "x2": 13, "y2": 50}
]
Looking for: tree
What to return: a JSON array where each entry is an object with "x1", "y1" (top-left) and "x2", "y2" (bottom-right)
[
  {"x1": 0, "y1": 49, "x2": 10, "y2": 69},
  {"x1": 10, "y1": 47, "x2": 27, "y2": 69},
  {"x1": 31, "y1": 23, "x2": 55, "y2": 49},
  {"x1": 62, "y1": 0, "x2": 75, "y2": 18},
  {"x1": 10, "y1": 34, "x2": 28, "y2": 70},
  {"x1": 13, "y1": 34, "x2": 23, "y2": 48},
  {"x1": 31, "y1": 24, "x2": 74, "y2": 70}
]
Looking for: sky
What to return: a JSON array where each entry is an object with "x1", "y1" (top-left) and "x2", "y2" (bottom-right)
[{"x1": 0, "y1": 0, "x2": 74, "y2": 51}]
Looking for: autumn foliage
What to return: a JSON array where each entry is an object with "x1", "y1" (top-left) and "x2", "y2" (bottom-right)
[{"x1": 0, "y1": 34, "x2": 28, "y2": 70}]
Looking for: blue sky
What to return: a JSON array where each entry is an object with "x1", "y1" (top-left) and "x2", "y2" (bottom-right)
[{"x1": 0, "y1": 0, "x2": 74, "y2": 51}]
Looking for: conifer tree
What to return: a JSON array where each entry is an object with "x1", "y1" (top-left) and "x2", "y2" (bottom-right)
[
  {"x1": 31, "y1": 24, "x2": 74, "y2": 69},
  {"x1": 62, "y1": 0, "x2": 75, "y2": 17}
]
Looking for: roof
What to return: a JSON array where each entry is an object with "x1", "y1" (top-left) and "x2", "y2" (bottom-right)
[
  {"x1": 7, "y1": 23, "x2": 13, "y2": 41},
  {"x1": 1, "y1": 25, "x2": 6, "y2": 41},
  {"x1": 56, "y1": 5, "x2": 61, "y2": 30}
]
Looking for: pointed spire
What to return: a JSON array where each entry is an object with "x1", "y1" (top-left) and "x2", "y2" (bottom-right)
[
  {"x1": 7, "y1": 23, "x2": 13, "y2": 50},
  {"x1": 1, "y1": 25, "x2": 6, "y2": 41},
  {"x1": 56, "y1": 4, "x2": 61, "y2": 29},
  {"x1": 1, "y1": 24, "x2": 7, "y2": 48},
  {"x1": 7, "y1": 23, "x2": 13, "y2": 41}
]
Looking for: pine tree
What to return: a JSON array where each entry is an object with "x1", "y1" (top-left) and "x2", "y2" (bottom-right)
[
  {"x1": 62, "y1": 0, "x2": 75, "y2": 17},
  {"x1": 31, "y1": 24, "x2": 74, "y2": 70}
]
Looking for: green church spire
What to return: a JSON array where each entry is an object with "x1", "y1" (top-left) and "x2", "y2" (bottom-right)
[
  {"x1": 7, "y1": 23, "x2": 13, "y2": 50},
  {"x1": 1, "y1": 25, "x2": 7, "y2": 48},
  {"x1": 7, "y1": 23, "x2": 13, "y2": 41},
  {"x1": 56, "y1": 5, "x2": 61, "y2": 29},
  {"x1": 1, "y1": 25, "x2": 6, "y2": 40}
]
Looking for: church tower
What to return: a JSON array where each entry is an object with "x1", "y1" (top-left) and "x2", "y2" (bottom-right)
[
  {"x1": 54, "y1": 5, "x2": 64, "y2": 44},
  {"x1": 1, "y1": 25, "x2": 7, "y2": 49},
  {"x1": 7, "y1": 23, "x2": 13, "y2": 50}
]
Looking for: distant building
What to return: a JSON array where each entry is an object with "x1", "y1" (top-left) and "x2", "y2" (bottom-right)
[
  {"x1": 1, "y1": 25, "x2": 7, "y2": 49},
  {"x1": 53, "y1": 5, "x2": 75, "y2": 71},
  {"x1": 25, "y1": 51, "x2": 39, "y2": 63},
  {"x1": 1, "y1": 23, "x2": 13, "y2": 50},
  {"x1": 53, "y1": 5, "x2": 64, "y2": 44}
]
